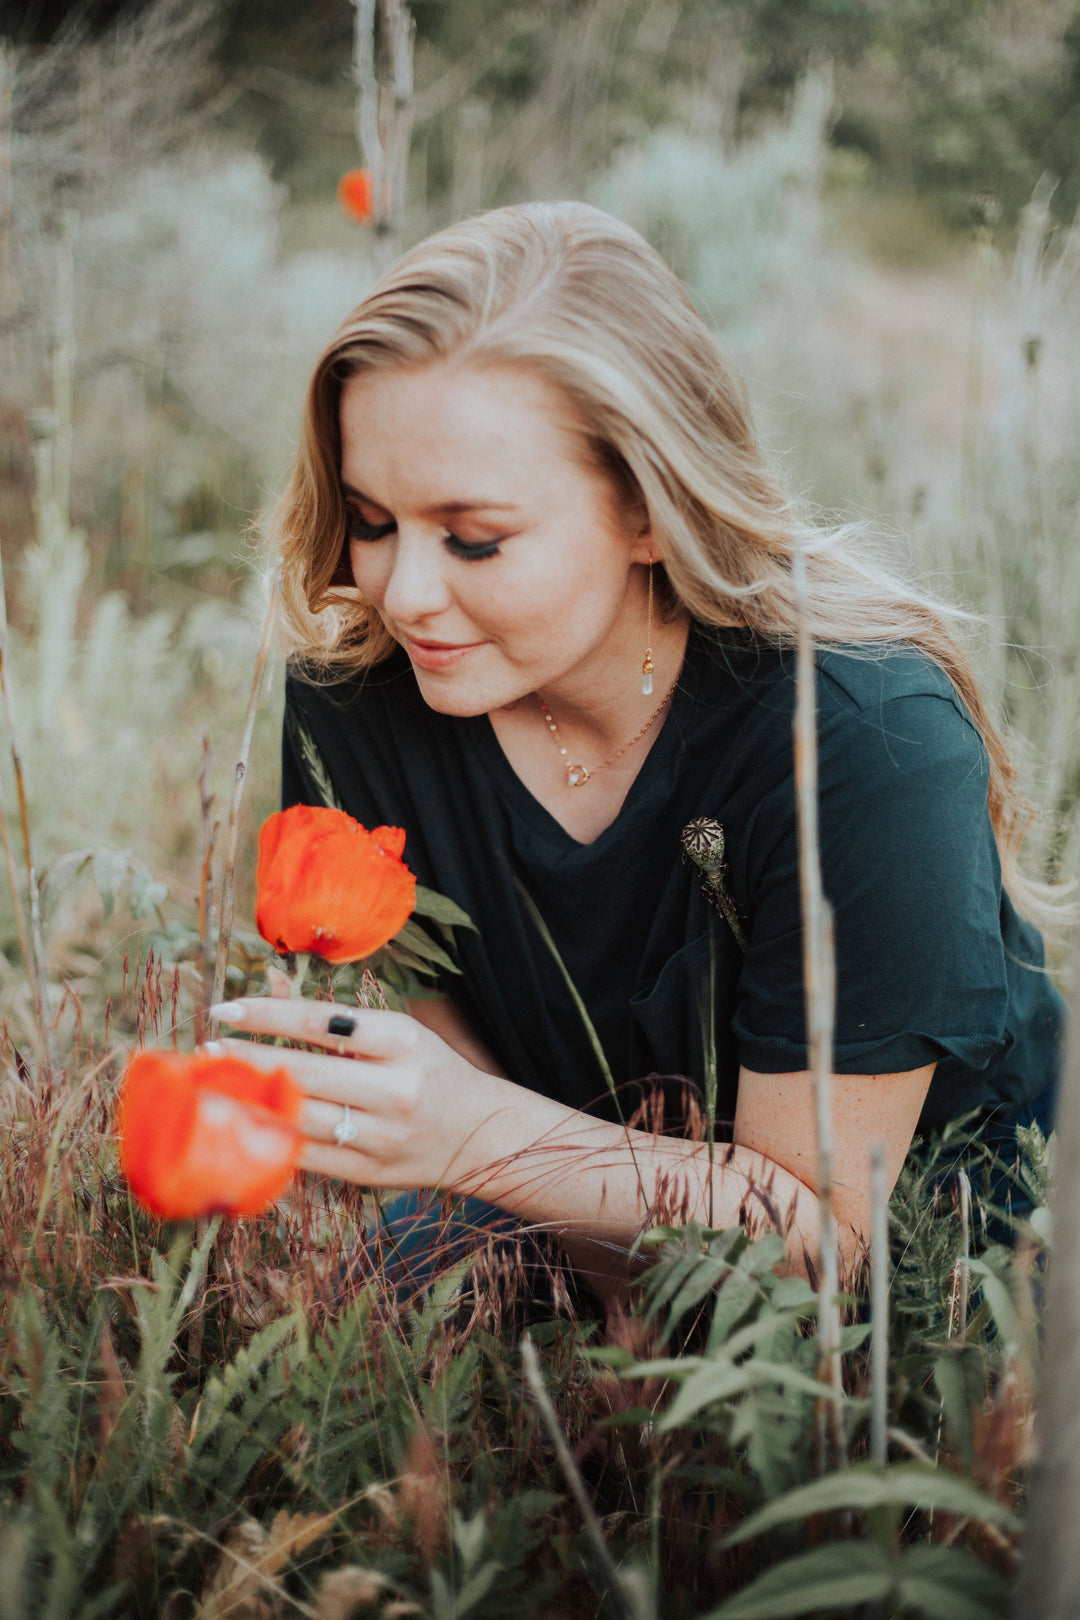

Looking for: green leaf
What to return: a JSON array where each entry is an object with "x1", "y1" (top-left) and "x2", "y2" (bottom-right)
[
  {"x1": 413, "y1": 884, "x2": 476, "y2": 930},
  {"x1": 723, "y1": 1463, "x2": 1019, "y2": 1547},
  {"x1": 452, "y1": 1508, "x2": 489, "y2": 1571},
  {"x1": 701, "y1": 1540, "x2": 893, "y2": 1618},
  {"x1": 658, "y1": 1355, "x2": 836, "y2": 1432},
  {"x1": 583, "y1": 1345, "x2": 636, "y2": 1369},
  {"x1": 895, "y1": 1544, "x2": 1011, "y2": 1620},
  {"x1": 839, "y1": 1320, "x2": 872, "y2": 1353},
  {"x1": 91, "y1": 847, "x2": 132, "y2": 922},
  {"x1": 933, "y1": 1345, "x2": 985, "y2": 1469},
  {"x1": 768, "y1": 1275, "x2": 816, "y2": 1310},
  {"x1": 129, "y1": 864, "x2": 169, "y2": 919},
  {"x1": 642, "y1": 1253, "x2": 702, "y2": 1328},
  {"x1": 968, "y1": 1256, "x2": 1021, "y2": 1352},
  {"x1": 665, "y1": 1256, "x2": 736, "y2": 1334},
  {"x1": 738, "y1": 1233, "x2": 787, "y2": 1276},
  {"x1": 391, "y1": 918, "x2": 461, "y2": 973},
  {"x1": 39, "y1": 847, "x2": 94, "y2": 915},
  {"x1": 705, "y1": 1268, "x2": 761, "y2": 1351},
  {"x1": 453, "y1": 1560, "x2": 500, "y2": 1614}
]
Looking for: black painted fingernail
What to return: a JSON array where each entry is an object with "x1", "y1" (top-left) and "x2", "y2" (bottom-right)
[{"x1": 327, "y1": 1014, "x2": 357, "y2": 1037}]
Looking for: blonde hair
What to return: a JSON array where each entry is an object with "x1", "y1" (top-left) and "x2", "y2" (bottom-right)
[{"x1": 271, "y1": 199, "x2": 1051, "y2": 920}]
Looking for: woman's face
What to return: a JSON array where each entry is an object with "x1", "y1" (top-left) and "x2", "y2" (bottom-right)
[{"x1": 338, "y1": 361, "x2": 655, "y2": 716}]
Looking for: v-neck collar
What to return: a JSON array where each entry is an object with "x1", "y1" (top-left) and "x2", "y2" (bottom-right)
[{"x1": 464, "y1": 623, "x2": 709, "y2": 856}]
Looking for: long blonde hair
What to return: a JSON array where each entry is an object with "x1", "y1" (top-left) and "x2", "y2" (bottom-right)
[{"x1": 272, "y1": 199, "x2": 1050, "y2": 919}]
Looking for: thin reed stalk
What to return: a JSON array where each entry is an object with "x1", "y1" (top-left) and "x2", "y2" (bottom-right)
[
  {"x1": 210, "y1": 574, "x2": 279, "y2": 1021},
  {"x1": 869, "y1": 1141, "x2": 888, "y2": 1466},
  {"x1": 351, "y1": 0, "x2": 414, "y2": 252},
  {"x1": 53, "y1": 210, "x2": 77, "y2": 533},
  {"x1": 196, "y1": 731, "x2": 217, "y2": 1046},
  {"x1": 2, "y1": 436, "x2": 56, "y2": 1071},
  {"x1": 352, "y1": 0, "x2": 382, "y2": 218},
  {"x1": 956, "y1": 1168, "x2": 971, "y2": 1336},
  {"x1": 1012, "y1": 960, "x2": 1080, "y2": 1619},
  {"x1": 791, "y1": 544, "x2": 844, "y2": 1468},
  {"x1": 521, "y1": 1335, "x2": 655, "y2": 1620},
  {"x1": 0, "y1": 561, "x2": 33, "y2": 986}
]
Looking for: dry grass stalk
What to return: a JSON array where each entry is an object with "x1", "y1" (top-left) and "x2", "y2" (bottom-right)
[
  {"x1": 210, "y1": 574, "x2": 280, "y2": 1021},
  {"x1": 522, "y1": 1335, "x2": 655, "y2": 1620},
  {"x1": 351, "y1": 0, "x2": 415, "y2": 245},
  {"x1": 196, "y1": 731, "x2": 218, "y2": 1047},
  {"x1": 869, "y1": 1140, "x2": 888, "y2": 1466},
  {"x1": 1, "y1": 439, "x2": 56, "y2": 1070},
  {"x1": 1012, "y1": 959, "x2": 1080, "y2": 1618},
  {"x1": 353, "y1": 0, "x2": 382, "y2": 211},
  {"x1": 791, "y1": 544, "x2": 844, "y2": 1468}
]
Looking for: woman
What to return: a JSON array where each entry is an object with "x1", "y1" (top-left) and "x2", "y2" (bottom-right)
[{"x1": 211, "y1": 201, "x2": 1063, "y2": 1299}]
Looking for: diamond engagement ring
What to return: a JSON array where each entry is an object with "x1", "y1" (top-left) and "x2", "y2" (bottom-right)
[{"x1": 333, "y1": 1104, "x2": 360, "y2": 1145}]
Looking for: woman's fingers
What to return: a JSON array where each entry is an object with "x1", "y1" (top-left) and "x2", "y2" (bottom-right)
[
  {"x1": 210, "y1": 997, "x2": 415, "y2": 1059},
  {"x1": 300, "y1": 1094, "x2": 402, "y2": 1153},
  {"x1": 208, "y1": 1034, "x2": 420, "y2": 1115},
  {"x1": 297, "y1": 1140, "x2": 389, "y2": 1182}
]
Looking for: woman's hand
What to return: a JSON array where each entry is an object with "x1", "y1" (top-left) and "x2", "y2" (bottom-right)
[{"x1": 207, "y1": 997, "x2": 524, "y2": 1192}]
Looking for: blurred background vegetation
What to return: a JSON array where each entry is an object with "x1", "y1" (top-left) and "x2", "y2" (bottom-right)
[
  {"x1": 1, "y1": 0, "x2": 1079, "y2": 1013},
  {"x1": 0, "y1": 10, "x2": 1076, "y2": 1611}
]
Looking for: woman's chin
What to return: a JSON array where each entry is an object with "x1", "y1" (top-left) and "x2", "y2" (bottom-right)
[{"x1": 412, "y1": 670, "x2": 504, "y2": 718}]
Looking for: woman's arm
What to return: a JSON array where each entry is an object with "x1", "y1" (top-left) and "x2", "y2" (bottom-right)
[
  {"x1": 211, "y1": 998, "x2": 933, "y2": 1294},
  {"x1": 400, "y1": 1000, "x2": 933, "y2": 1274}
]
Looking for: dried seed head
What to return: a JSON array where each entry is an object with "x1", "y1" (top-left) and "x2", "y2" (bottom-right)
[{"x1": 681, "y1": 817, "x2": 727, "y2": 876}]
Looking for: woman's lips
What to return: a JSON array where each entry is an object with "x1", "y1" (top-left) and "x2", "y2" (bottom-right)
[{"x1": 401, "y1": 635, "x2": 485, "y2": 672}]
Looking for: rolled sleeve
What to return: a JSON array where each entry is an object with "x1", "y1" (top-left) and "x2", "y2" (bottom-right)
[{"x1": 733, "y1": 690, "x2": 1009, "y2": 1078}]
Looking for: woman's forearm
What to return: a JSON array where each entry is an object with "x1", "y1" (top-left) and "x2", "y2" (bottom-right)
[{"x1": 450, "y1": 1081, "x2": 835, "y2": 1291}]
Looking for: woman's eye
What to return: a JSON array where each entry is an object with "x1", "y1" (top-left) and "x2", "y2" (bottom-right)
[
  {"x1": 346, "y1": 511, "x2": 395, "y2": 543},
  {"x1": 443, "y1": 533, "x2": 502, "y2": 562}
]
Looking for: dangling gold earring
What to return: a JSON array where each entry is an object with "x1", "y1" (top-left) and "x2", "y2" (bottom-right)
[{"x1": 641, "y1": 560, "x2": 655, "y2": 695}]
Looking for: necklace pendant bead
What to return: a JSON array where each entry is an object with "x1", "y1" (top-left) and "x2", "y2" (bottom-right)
[{"x1": 566, "y1": 763, "x2": 590, "y2": 787}]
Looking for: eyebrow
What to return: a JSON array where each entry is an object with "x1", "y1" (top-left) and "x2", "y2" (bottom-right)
[{"x1": 341, "y1": 482, "x2": 521, "y2": 516}]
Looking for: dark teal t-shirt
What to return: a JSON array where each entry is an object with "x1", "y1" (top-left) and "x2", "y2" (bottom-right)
[{"x1": 281, "y1": 623, "x2": 1062, "y2": 1136}]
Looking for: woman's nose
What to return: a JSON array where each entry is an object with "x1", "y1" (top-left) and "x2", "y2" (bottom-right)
[{"x1": 380, "y1": 531, "x2": 452, "y2": 624}]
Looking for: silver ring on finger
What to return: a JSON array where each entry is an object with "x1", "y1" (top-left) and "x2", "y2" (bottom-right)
[{"x1": 333, "y1": 1103, "x2": 360, "y2": 1145}]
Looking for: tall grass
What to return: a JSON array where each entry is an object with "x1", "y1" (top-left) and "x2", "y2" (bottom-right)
[{"x1": 0, "y1": 50, "x2": 1076, "y2": 1620}]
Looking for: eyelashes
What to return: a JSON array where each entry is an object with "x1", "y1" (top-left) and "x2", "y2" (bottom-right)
[
  {"x1": 345, "y1": 511, "x2": 502, "y2": 562},
  {"x1": 444, "y1": 534, "x2": 501, "y2": 562},
  {"x1": 346, "y1": 513, "x2": 395, "y2": 543}
]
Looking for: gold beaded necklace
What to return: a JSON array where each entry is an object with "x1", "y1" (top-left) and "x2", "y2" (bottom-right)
[{"x1": 537, "y1": 673, "x2": 680, "y2": 788}]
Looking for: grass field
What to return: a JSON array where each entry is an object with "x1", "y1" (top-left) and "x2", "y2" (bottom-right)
[{"x1": 1, "y1": 42, "x2": 1078, "y2": 1618}]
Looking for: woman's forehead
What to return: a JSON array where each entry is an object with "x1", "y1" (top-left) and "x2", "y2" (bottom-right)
[{"x1": 337, "y1": 361, "x2": 594, "y2": 506}]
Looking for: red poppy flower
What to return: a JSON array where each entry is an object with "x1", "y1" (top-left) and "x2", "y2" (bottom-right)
[
  {"x1": 256, "y1": 805, "x2": 416, "y2": 964},
  {"x1": 337, "y1": 168, "x2": 374, "y2": 224},
  {"x1": 117, "y1": 1050, "x2": 304, "y2": 1219}
]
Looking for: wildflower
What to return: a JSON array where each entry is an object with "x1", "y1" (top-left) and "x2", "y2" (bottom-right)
[
  {"x1": 256, "y1": 804, "x2": 416, "y2": 963},
  {"x1": 117, "y1": 1050, "x2": 303, "y2": 1218},
  {"x1": 337, "y1": 168, "x2": 375, "y2": 224}
]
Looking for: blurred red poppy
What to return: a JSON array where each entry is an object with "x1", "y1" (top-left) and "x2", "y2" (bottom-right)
[
  {"x1": 337, "y1": 168, "x2": 375, "y2": 224},
  {"x1": 117, "y1": 1050, "x2": 303, "y2": 1219},
  {"x1": 256, "y1": 804, "x2": 416, "y2": 964}
]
